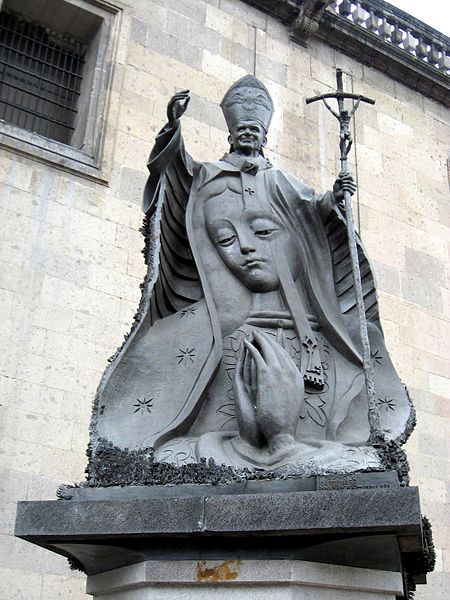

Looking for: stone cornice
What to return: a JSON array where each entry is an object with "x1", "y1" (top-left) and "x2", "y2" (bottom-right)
[{"x1": 242, "y1": 0, "x2": 450, "y2": 107}]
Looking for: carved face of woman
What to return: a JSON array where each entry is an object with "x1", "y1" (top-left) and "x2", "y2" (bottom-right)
[{"x1": 205, "y1": 192, "x2": 300, "y2": 292}]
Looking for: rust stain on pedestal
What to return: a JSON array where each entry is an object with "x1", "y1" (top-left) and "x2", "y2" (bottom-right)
[{"x1": 195, "y1": 559, "x2": 241, "y2": 582}]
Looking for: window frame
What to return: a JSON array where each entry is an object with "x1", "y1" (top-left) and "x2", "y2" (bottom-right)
[{"x1": 0, "y1": 0, "x2": 122, "y2": 182}]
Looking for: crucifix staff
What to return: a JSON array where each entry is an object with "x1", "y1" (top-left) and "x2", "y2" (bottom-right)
[{"x1": 306, "y1": 69, "x2": 383, "y2": 445}]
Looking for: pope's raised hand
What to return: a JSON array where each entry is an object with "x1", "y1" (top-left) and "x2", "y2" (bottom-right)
[{"x1": 167, "y1": 89, "x2": 190, "y2": 127}]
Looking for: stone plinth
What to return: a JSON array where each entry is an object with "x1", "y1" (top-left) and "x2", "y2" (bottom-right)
[
  {"x1": 14, "y1": 474, "x2": 427, "y2": 599},
  {"x1": 86, "y1": 559, "x2": 404, "y2": 599}
]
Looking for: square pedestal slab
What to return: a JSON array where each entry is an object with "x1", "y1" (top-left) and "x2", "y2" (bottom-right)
[{"x1": 15, "y1": 474, "x2": 428, "y2": 598}]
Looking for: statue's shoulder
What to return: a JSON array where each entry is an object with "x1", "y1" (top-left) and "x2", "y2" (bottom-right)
[
  {"x1": 194, "y1": 159, "x2": 240, "y2": 174},
  {"x1": 194, "y1": 158, "x2": 243, "y2": 187},
  {"x1": 207, "y1": 157, "x2": 243, "y2": 170},
  {"x1": 268, "y1": 165, "x2": 316, "y2": 196}
]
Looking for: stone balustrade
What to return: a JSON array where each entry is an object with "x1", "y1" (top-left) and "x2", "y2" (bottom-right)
[
  {"x1": 243, "y1": 0, "x2": 450, "y2": 105},
  {"x1": 331, "y1": 0, "x2": 450, "y2": 75}
]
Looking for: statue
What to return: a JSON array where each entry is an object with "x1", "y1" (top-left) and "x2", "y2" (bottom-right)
[{"x1": 90, "y1": 76, "x2": 413, "y2": 474}]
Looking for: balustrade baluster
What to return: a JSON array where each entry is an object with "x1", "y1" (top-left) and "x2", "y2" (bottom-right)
[
  {"x1": 366, "y1": 9, "x2": 379, "y2": 33},
  {"x1": 438, "y1": 51, "x2": 450, "y2": 71},
  {"x1": 339, "y1": 0, "x2": 352, "y2": 17},
  {"x1": 378, "y1": 16, "x2": 391, "y2": 40},
  {"x1": 403, "y1": 29, "x2": 416, "y2": 52},
  {"x1": 391, "y1": 23, "x2": 404, "y2": 45},
  {"x1": 351, "y1": 1, "x2": 365, "y2": 25},
  {"x1": 415, "y1": 38, "x2": 428, "y2": 60},
  {"x1": 428, "y1": 44, "x2": 441, "y2": 66}
]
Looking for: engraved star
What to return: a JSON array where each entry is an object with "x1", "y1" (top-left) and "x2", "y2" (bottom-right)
[
  {"x1": 179, "y1": 307, "x2": 196, "y2": 318},
  {"x1": 133, "y1": 397, "x2": 153, "y2": 414},
  {"x1": 377, "y1": 397, "x2": 396, "y2": 412},
  {"x1": 176, "y1": 347, "x2": 196, "y2": 364},
  {"x1": 371, "y1": 349, "x2": 383, "y2": 365}
]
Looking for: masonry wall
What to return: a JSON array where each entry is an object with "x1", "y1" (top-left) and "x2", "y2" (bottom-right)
[{"x1": 0, "y1": 0, "x2": 448, "y2": 598}]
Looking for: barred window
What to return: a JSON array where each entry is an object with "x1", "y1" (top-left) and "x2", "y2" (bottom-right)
[
  {"x1": 0, "y1": 0, "x2": 119, "y2": 179},
  {"x1": 0, "y1": 11, "x2": 86, "y2": 145}
]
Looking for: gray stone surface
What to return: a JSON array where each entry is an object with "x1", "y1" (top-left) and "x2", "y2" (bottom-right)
[
  {"x1": 15, "y1": 486, "x2": 424, "y2": 576},
  {"x1": 401, "y1": 247, "x2": 444, "y2": 312},
  {"x1": 16, "y1": 495, "x2": 204, "y2": 537},
  {"x1": 203, "y1": 487, "x2": 421, "y2": 535},
  {"x1": 86, "y1": 559, "x2": 404, "y2": 599}
]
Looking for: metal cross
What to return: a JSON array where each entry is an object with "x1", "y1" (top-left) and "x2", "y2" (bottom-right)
[
  {"x1": 306, "y1": 69, "x2": 383, "y2": 446},
  {"x1": 306, "y1": 69, "x2": 375, "y2": 169}
]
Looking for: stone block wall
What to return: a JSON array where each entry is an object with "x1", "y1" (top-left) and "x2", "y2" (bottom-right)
[{"x1": 0, "y1": 0, "x2": 448, "y2": 598}]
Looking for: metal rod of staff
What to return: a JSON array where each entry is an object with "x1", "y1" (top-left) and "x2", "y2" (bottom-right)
[{"x1": 306, "y1": 69, "x2": 383, "y2": 445}]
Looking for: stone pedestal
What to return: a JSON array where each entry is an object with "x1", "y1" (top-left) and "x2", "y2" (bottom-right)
[
  {"x1": 86, "y1": 559, "x2": 404, "y2": 599},
  {"x1": 15, "y1": 473, "x2": 429, "y2": 599}
]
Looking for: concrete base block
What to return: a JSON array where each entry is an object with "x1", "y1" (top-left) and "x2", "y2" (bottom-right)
[{"x1": 86, "y1": 560, "x2": 404, "y2": 599}]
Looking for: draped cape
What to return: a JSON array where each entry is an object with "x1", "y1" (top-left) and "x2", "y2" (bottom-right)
[{"x1": 91, "y1": 123, "x2": 412, "y2": 457}]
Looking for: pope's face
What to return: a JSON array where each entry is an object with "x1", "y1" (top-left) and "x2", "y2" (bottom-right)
[
  {"x1": 205, "y1": 194, "x2": 299, "y2": 292},
  {"x1": 228, "y1": 120, "x2": 266, "y2": 156}
]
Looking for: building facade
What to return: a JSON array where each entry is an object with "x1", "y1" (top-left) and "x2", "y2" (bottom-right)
[{"x1": 0, "y1": 0, "x2": 448, "y2": 598}]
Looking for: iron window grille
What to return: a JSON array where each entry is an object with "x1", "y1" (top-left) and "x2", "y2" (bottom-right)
[{"x1": 0, "y1": 10, "x2": 86, "y2": 145}]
